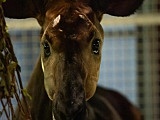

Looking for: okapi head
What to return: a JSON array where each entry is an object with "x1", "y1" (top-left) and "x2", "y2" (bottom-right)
[{"x1": 3, "y1": 0, "x2": 143, "y2": 119}]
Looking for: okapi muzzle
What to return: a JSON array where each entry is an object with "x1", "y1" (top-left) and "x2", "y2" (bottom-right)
[
  {"x1": 40, "y1": 11, "x2": 103, "y2": 119},
  {"x1": 52, "y1": 61, "x2": 86, "y2": 120}
]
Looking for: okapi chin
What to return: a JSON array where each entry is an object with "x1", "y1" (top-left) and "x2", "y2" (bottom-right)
[{"x1": 3, "y1": 0, "x2": 143, "y2": 120}]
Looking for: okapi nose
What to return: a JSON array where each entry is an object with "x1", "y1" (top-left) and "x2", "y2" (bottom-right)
[{"x1": 54, "y1": 85, "x2": 85, "y2": 119}]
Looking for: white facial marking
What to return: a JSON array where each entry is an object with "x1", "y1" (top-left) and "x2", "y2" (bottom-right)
[
  {"x1": 53, "y1": 15, "x2": 61, "y2": 28},
  {"x1": 79, "y1": 14, "x2": 85, "y2": 19},
  {"x1": 41, "y1": 57, "x2": 44, "y2": 72},
  {"x1": 52, "y1": 111, "x2": 56, "y2": 120}
]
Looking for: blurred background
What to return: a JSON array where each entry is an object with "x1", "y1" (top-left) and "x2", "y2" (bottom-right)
[{"x1": 3, "y1": 0, "x2": 160, "y2": 120}]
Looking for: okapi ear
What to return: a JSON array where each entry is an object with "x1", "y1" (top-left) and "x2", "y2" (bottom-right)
[
  {"x1": 90, "y1": 0, "x2": 143, "y2": 16},
  {"x1": 2, "y1": 0, "x2": 45, "y2": 19}
]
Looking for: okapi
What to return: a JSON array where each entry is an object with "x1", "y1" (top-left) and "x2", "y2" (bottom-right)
[{"x1": 3, "y1": 0, "x2": 143, "y2": 120}]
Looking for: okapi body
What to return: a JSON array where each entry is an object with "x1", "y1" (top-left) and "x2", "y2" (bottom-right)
[{"x1": 3, "y1": 0, "x2": 143, "y2": 120}]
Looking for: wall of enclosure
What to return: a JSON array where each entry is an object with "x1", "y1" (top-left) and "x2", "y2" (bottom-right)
[
  {"x1": 2, "y1": 0, "x2": 160, "y2": 120},
  {"x1": 100, "y1": 0, "x2": 160, "y2": 120}
]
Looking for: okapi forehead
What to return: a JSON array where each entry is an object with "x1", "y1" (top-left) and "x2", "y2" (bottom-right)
[
  {"x1": 44, "y1": 12, "x2": 98, "y2": 44},
  {"x1": 43, "y1": 2, "x2": 102, "y2": 41},
  {"x1": 42, "y1": 2, "x2": 104, "y2": 58},
  {"x1": 45, "y1": 2, "x2": 93, "y2": 22}
]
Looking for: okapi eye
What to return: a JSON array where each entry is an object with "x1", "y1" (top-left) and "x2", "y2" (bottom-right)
[
  {"x1": 92, "y1": 39, "x2": 100, "y2": 55},
  {"x1": 43, "y1": 41, "x2": 51, "y2": 57}
]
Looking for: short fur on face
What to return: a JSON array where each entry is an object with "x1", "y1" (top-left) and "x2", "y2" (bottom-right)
[{"x1": 41, "y1": 3, "x2": 104, "y2": 102}]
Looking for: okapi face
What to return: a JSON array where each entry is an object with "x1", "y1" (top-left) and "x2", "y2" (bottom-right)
[
  {"x1": 41, "y1": 2, "x2": 103, "y2": 101},
  {"x1": 3, "y1": 0, "x2": 143, "y2": 119},
  {"x1": 40, "y1": 4, "x2": 104, "y2": 118}
]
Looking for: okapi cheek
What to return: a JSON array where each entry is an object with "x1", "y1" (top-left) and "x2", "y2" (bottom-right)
[
  {"x1": 84, "y1": 58, "x2": 101, "y2": 100},
  {"x1": 85, "y1": 76, "x2": 98, "y2": 101},
  {"x1": 44, "y1": 75, "x2": 56, "y2": 100},
  {"x1": 41, "y1": 58, "x2": 56, "y2": 100}
]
